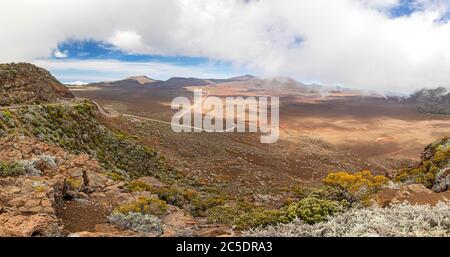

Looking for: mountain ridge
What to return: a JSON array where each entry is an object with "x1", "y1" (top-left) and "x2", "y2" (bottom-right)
[{"x1": 0, "y1": 63, "x2": 73, "y2": 106}]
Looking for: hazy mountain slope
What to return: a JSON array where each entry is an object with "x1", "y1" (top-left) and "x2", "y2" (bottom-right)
[{"x1": 409, "y1": 87, "x2": 450, "y2": 114}]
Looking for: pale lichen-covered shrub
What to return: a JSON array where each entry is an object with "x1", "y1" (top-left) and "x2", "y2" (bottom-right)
[
  {"x1": 18, "y1": 160, "x2": 42, "y2": 176},
  {"x1": 18, "y1": 154, "x2": 58, "y2": 176},
  {"x1": 108, "y1": 212, "x2": 163, "y2": 236},
  {"x1": 244, "y1": 202, "x2": 450, "y2": 237}
]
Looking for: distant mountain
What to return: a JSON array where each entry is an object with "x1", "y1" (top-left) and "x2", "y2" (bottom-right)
[
  {"x1": 226, "y1": 74, "x2": 257, "y2": 81},
  {"x1": 222, "y1": 76, "x2": 312, "y2": 93},
  {"x1": 83, "y1": 74, "x2": 362, "y2": 98},
  {"x1": 0, "y1": 62, "x2": 73, "y2": 106},
  {"x1": 164, "y1": 77, "x2": 214, "y2": 87},
  {"x1": 124, "y1": 76, "x2": 158, "y2": 85}
]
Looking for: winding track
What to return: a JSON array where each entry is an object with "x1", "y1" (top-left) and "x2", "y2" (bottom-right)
[{"x1": 0, "y1": 97, "x2": 236, "y2": 133}]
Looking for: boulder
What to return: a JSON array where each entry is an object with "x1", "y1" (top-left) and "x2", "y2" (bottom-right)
[
  {"x1": 403, "y1": 184, "x2": 433, "y2": 194},
  {"x1": 68, "y1": 167, "x2": 84, "y2": 179},
  {"x1": 161, "y1": 206, "x2": 196, "y2": 237},
  {"x1": 2, "y1": 177, "x2": 61, "y2": 215},
  {"x1": 137, "y1": 176, "x2": 167, "y2": 189},
  {"x1": 0, "y1": 213, "x2": 61, "y2": 237},
  {"x1": 84, "y1": 170, "x2": 114, "y2": 192}
]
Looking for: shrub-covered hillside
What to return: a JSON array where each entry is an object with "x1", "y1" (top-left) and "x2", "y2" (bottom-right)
[
  {"x1": 0, "y1": 102, "x2": 172, "y2": 180},
  {"x1": 396, "y1": 137, "x2": 450, "y2": 192}
]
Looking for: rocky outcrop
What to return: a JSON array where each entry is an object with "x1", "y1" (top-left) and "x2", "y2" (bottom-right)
[
  {"x1": 0, "y1": 63, "x2": 73, "y2": 106},
  {"x1": 433, "y1": 164, "x2": 450, "y2": 192},
  {"x1": 161, "y1": 205, "x2": 196, "y2": 237},
  {"x1": 3, "y1": 177, "x2": 61, "y2": 215},
  {"x1": 375, "y1": 184, "x2": 450, "y2": 207},
  {"x1": 0, "y1": 135, "x2": 203, "y2": 237},
  {"x1": 0, "y1": 213, "x2": 61, "y2": 237}
]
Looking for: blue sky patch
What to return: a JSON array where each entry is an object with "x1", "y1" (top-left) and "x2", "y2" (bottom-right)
[
  {"x1": 55, "y1": 39, "x2": 210, "y2": 65},
  {"x1": 46, "y1": 39, "x2": 250, "y2": 83},
  {"x1": 388, "y1": 0, "x2": 420, "y2": 18}
]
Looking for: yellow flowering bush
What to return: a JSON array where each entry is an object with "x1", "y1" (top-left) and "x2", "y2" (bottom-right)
[{"x1": 323, "y1": 170, "x2": 388, "y2": 203}]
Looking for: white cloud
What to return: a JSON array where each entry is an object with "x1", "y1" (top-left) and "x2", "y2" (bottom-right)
[
  {"x1": 54, "y1": 49, "x2": 68, "y2": 58},
  {"x1": 65, "y1": 81, "x2": 88, "y2": 86},
  {"x1": 360, "y1": 0, "x2": 400, "y2": 9},
  {"x1": 2, "y1": 0, "x2": 450, "y2": 91},
  {"x1": 107, "y1": 30, "x2": 151, "y2": 54}
]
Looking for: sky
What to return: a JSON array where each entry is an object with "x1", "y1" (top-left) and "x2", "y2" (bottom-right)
[{"x1": 1, "y1": 0, "x2": 450, "y2": 92}]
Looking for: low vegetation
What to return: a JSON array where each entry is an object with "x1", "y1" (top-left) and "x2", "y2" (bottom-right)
[
  {"x1": 204, "y1": 170, "x2": 388, "y2": 229},
  {"x1": 65, "y1": 177, "x2": 83, "y2": 191},
  {"x1": 323, "y1": 170, "x2": 389, "y2": 204},
  {"x1": 396, "y1": 137, "x2": 450, "y2": 189},
  {"x1": 0, "y1": 103, "x2": 175, "y2": 181},
  {"x1": 0, "y1": 161, "x2": 25, "y2": 177},
  {"x1": 245, "y1": 201, "x2": 450, "y2": 237},
  {"x1": 115, "y1": 197, "x2": 168, "y2": 216},
  {"x1": 108, "y1": 212, "x2": 163, "y2": 236},
  {"x1": 207, "y1": 196, "x2": 347, "y2": 229}
]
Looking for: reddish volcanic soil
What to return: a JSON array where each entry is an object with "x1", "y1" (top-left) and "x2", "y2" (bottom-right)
[{"x1": 71, "y1": 82, "x2": 450, "y2": 193}]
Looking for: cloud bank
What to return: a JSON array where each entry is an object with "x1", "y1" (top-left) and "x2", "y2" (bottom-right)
[{"x1": 1, "y1": 0, "x2": 450, "y2": 91}]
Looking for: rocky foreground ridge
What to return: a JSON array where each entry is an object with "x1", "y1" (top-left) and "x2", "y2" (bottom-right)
[
  {"x1": 0, "y1": 63, "x2": 73, "y2": 106},
  {"x1": 0, "y1": 136, "x2": 199, "y2": 236},
  {"x1": 0, "y1": 100, "x2": 234, "y2": 236}
]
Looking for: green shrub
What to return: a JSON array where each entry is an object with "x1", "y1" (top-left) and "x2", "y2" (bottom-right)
[
  {"x1": 207, "y1": 205, "x2": 241, "y2": 225},
  {"x1": 235, "y1": 208, "x2": 285, "y2": 229},
  {"x1": 396, "y1": 138, "x2": 450, "y2": 188},
  {"x1": 283, "y1": 197, "x2": 346, "y2": 225},
  {"x1": 106, "y1": 171, "x2": 126, "y2": 181},
  {"x1": 124, "y1": 180, "x2": 153, "y2": 192},
  {"x1": 206, "y1": 196, "x2": 346, "y2": 229},
  {"x1": 1, "y1": 110, "x2": 13, "y2": 119},
  {"x1": 115, "y1": 197, "x2": 167, "y2": 216},
  {"x1": 155, "y1": 186, "x2": 198, "y2": 207},
  {"x1": 0, "y1": 161, "x2": 25, "y2": 177},
  {"x1": 66, "y1": 177, "x2": 83, "y2": 190},
  {"x1": 74, "y1": 103, "x2": 93, "y2": 115},
  {"x1": 189, "y1": 195, "x2": 225, "y2": 216}
]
